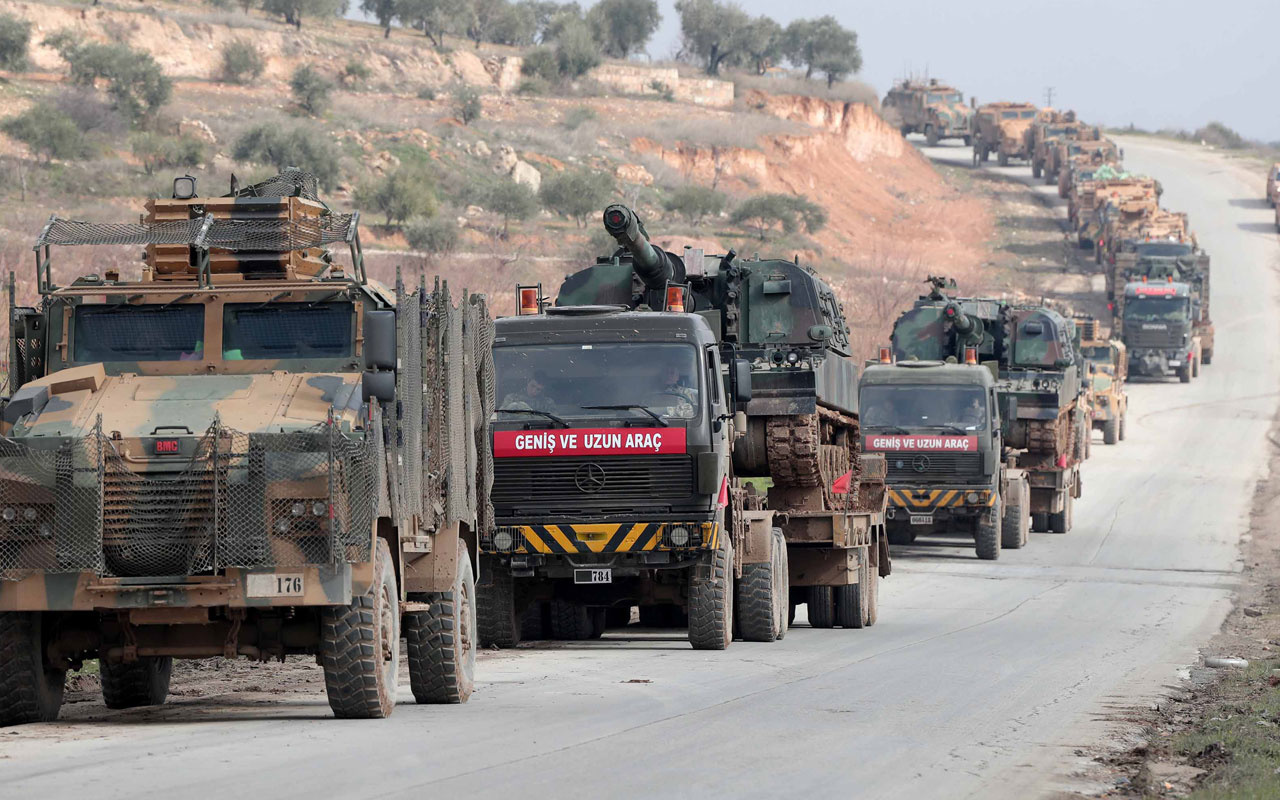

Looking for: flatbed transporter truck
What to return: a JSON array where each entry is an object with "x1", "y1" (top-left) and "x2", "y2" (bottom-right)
[
  {"x1": 476, "y1": 205, "x2": 888, "y2": 648},
  {"x1": 0, "y1": 170, "x2": 492, "y2": 723}
]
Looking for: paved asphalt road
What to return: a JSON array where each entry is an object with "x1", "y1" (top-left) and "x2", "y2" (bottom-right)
[{"x1": 1, "y1": 138, "x2": 1276, "y2": 799}]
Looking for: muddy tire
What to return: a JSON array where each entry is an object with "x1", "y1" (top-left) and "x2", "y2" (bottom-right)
[
  {"x1": 925, "y1": 125, "x2": 939, "y2": 146},
  {"x1": 0, "y1": 613, "x2": 65, "y2": 726},
  {"x1": 1031, "y1": 512, "x2": 1048, "y2": 532},
  {"x1": 548, "y1": 599, "x2": 592, "y2": 641},
  {"x1": 807, "y1": 585, "x2": 835, "y2": 629},
  {"x1": 1032, "y1": 160, "x2": 1042, "y2": 179},
  {"x1": 100, "y1": 657, "x2": 172, "y2": 710},
  {"x1": 1192, "y1": 355, "x2": 1200, "y2": 378},
  {"x1": 887, "y1": 526, "x2": 916, "y2": 546},
  {"x1": 1202, "y1": 349, "x2": 1213, "y2": 366},
  {"x1": 1103, "y1": 416, "x2": 1119, "y2": 445},
  {"x1": 1001, "y1": 481, "x2": 1029, "y2": 549},
  {"x1": 976, "y1": 499, "x2": 1001, "y2": 560},
  {"x1": 998, "y1": 150, "x2": 1009, "y2": 167},
  {"x1": 405, "y1": 543, "x2": 476, "y2": 705},
  {"x1": 476, "y1": 559, "x2": 521, "y2": 649},
  {"x1": 738, "y1": 528, "x2": 788, "y2": 642},
  {"x1": 1048, "y1": 493, "x2": 1073, "y2": 534},
  {"x1": 520, "y1": 602, "x2": 547, "y2": 640},
  {"x1": 1178, "y1": 363, "x2": 1191, "y2": 383},
  {"x1": 834, "y1": 550, "x2": 874, "y2": 629},
  {"x1": 319, "y1": 538, "x2": 399, "y2": 719},
  {"x1": 1119, "y1": 414, "x2": 1127, "y2": 441},
  {"x1": 688, "y1": 533, "x2": 733, "y2": 650}
]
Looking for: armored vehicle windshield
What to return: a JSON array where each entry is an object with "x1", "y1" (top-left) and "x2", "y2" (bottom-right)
[
  {"x1": 222, "y1": 301, "x2": 354, "y2": 360},
  {"x1": 861, "y1": 384, "x2": 988, "y2": 431},
  {"x1": 74, "y1": 304, "x2": 205, "y2": 363},
  {"x1": 1134, "y1": 242, "x2": 1194, "y2": 258}
]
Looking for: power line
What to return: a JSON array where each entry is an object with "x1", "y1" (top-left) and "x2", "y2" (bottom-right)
[{"x1": 1044, "y1": 86, "x2": 1056, "y2": 108}]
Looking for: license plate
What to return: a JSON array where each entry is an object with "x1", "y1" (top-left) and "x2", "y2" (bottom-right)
[
  {"x1": 247, "y1": 573, "x2": 304, "y2": 597},
  {"x1": 574, "y1": 568, "x2": 612, "y2": 584},
  {"x1": 909, "y1": 514, "x2": 933, "y2": 526},
  {"x1": 1169, "y1": 360, "x2": 1182, "y2": 367}
]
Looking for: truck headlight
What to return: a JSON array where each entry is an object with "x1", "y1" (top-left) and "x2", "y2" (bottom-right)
[
  {"x1": 668, "y1": 525, "x2": 691, "y2": 547},
  {"x1": 1, "y1": 508, "x2": 15, "y2": 522},
  {"x1": 493, "y1": 530, "x2": 515, "y2": 551},
  {"x1": 966, "y1": 492, "x2": 980, "y2": 504}
]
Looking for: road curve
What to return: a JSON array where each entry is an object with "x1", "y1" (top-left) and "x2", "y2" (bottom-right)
[{"x1": 1, "y1": 138, "x2": 1276, "y2": 799}]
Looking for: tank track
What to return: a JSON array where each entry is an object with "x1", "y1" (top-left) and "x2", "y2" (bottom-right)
[{"x1": 765, "y1": 409, "x2": 866, "y2": 508}]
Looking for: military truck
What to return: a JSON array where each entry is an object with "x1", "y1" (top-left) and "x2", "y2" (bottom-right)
[
  {"x1": 477, "y1": 205, "x2": 888, "y2": 648},
  {"x1": 882, "y1": 79, "x2": 972, "y2": 146},
  {"x1": 970, "y1": 102, "x2": 1039, "y2": 166},
  {"x1": 1032, "y1": 118, "x2": 1101, "y2": 184},
  {"x1": 1058, "y1": 140, "x2": 1122, "y2": 199},
  {"x1": 863, "y1": 284, "x2": 1030, "y2": 560},
  {"x1": 1112, "y1": 238, "x2": 1214, "y2": 367},
  {"x1": 1267, "y1": 162, "x2": 1280, "y2": 207},
  {"x1": 1079, "y1": 177, "x2": 1160, "y2": 256},
  {"x1": 1117, "y1": 280, "x2": 1201, "y2": 383},
  {"x1": 0, "y1": 170, "x2": 492, "y2": 725},
  {"x1": 1075, "y1": 318, "x2": 1128, "y2": 445},
  {"x1": 892, "y1": 283, "x2": 1085, "y2": 533}
]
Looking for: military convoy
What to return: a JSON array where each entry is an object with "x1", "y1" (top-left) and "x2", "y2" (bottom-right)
[
  {"x1": 477, "y1": 205, "x2": 888, "y2": 649},
  {"x1": 0, "y1": 171, "x2": 492, "y2": 724},
  {"x1": 882, "y1": 79, "x2": 973, "y2": 146},
  {"x1": 970, "y1": 102, "x2": 1039, "y2": 166}
]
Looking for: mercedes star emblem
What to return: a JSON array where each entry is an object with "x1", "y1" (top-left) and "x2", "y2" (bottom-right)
[
  {"x1": 574, "y1": 462, "x2": 607, "y2": 493},
  {"x1": 911, "y1": 454, "x2": 931, "y2": 473}
]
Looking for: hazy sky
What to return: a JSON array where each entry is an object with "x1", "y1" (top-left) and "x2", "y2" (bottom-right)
[{"x1": 646, "y1": 0, "x2": 1280, "y2": 142}]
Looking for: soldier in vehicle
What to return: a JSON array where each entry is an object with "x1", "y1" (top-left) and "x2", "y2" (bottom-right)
[
  {"x1": 650, "y1": 363, "x2": 697, "y2": 415},
  {"x1": 956, "y1": 396, "x2": 986, "y2": 429},
  {"x1": 501, "y1": 370, "x2": 554, "y2": 410}
]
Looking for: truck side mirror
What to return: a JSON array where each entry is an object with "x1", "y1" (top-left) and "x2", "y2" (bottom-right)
[
  {"x1": 732, "y1": 359, "x2": 752, "y2": 403},
  {"x1": 364, "y1": 310, "x2": 396, "y2": 371}
]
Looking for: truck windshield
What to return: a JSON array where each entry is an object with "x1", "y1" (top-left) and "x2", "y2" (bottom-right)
[
  {"x1": 1020, "y1": 110, "x2": 1036, "y2": 118},
  {"x1": 926, "y1": 93, "x2": 961, "y2": 103},
  {"x1": 1124, "y1": 297, "x2": 1188, "y2": 322},
  {"x1": 223, "y1": 302, "x2": 353, "y2": 360},
  {"x1": 74, "y1": 304, "x2": 204, "y2": 363},
  {"x1": 494, "y1": 342, "x2": 700, "y2": 421},
  {"x1": 1135, "y1": 243, "x2": 1193, "y2": 258},
  {"x1": 860, "y1": 385, "x2": 988, "y2": 431},
  {"x1": 1001, "y1": 111, "x2": 1020, "y2": 119}
]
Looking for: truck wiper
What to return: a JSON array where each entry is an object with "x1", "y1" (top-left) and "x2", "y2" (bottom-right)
[
  {"x1": 923, "y1": 424, "x2": 969, "y2": 434},
  {"x1": 495, "y1": 407, "x2": 569, "y2": 428},
  {"x1": 867, "y1": 425, "x2": 913, "y2": 435},
  {"x1": 580, "y1": 404, "x2": 670, "y2": 427}
]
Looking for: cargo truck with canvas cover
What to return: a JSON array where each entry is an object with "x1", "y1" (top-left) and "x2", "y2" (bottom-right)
[
  {"x1": 0, "y1": 170, "x2": 494, "y2": 724},
  {"x1": 860, "y1": 344, "x2": 1030, "y2": 561},
  {"x1": 892, "y1": 283, "x2": 1085, "y2": 534},
  {"x1": 881, "y1": 79, "x2": 972, "y2": 146},
  {"x1": 970, "y1": 101, "x2": 1039, "y2": 166},
  {"x1": 478, "y1": 205, "x2": 887, "y2": 648},
  {"x1": 1075, "y1": 318, "x2": 1128, "y2": 445}
]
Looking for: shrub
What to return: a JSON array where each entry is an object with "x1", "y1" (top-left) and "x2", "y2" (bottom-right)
[
  {"x1": 2, "y1": 104, "x2": 89, "y2": 162},
  {"x1": 648, "y1": 79, "x2": 674, "y2": 101},
  {"x1": 232, "y1": 123, "x2": 341, "y2": 187},
  {"x1": 45, "y1": 34, "x2": 172, "y2": 122},
  {"x1": 220, "y1": 39, "x2": 265, "y2": 85},
  {"x1": 417, "y1": 85, "x2": 438, "y2": 101},
  {"x1": 131, "y1": 133, "x2": 207, "y2": 175},
  {"x1": 520, "y1": 47, "x2": 559, "y2": 83},
  {"x1": 1194, "y1": 121, "x2": 1248, "y2": 150},
  {"x1": 451, "y1": 83, "x2": 482, "y2": 125},
  {"x1": 0, "y1": 12, "x2": 32, "y2": 72},
  {"x1": 539, "y1": 167, "x2": 615, "y2": 226},
  {"x1": 561, "y1": 106, "x2": 597, "y2": 131},
  {"x1": 730, "y1": 193, "x2": 826, "y2": 239},
  {"x1": 290, "y1": 64, "x2": 332, "y2": 116},
  {"x1": 555, "y1": 18, "x2": 601, "y2": 79},
  {"x1": 356, "y1": 166, "x2": 438, "y2": 226},
  {"x1": 516, "y1": 77, "x2": 549, "y2": 96},
  {"x1": 484, "y1": 178, "x2": 539, "y2": 238},
  {"x1": 51, "y1": 87, "x2": 127, "y2": 136},
  {"x1": 405, "y1": 216, "x2": 459, "y2": 254},
  {"x1": 340, "y1": 59, "x2": 372, "y2": 88},
  {"x1": 664, "y1": 184, "x2": 726, "y2": 225}
]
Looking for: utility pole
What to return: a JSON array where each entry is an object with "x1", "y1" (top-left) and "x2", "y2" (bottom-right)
[{"x1": 1044, "y1": 86, "x2": 1056, "y2": 108}]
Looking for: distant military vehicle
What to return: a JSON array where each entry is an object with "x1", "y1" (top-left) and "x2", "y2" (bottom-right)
[
  {"x1": 1059, "y1": 140, "x2": 1123, "y2": 199},
  {"x1": 1117, "y1": 280, "x2": 1201, "y2": 383},
  {"x1": 882, "y1": 79, "x2": 973, "y2": 146},
  {"x1": 970, "y1": 101, "x2": 1039, "y2": 166},
  {"x1": 1112, "y1": 236, "x2": 1214, "y2": 368},
  {"x1": 477, "y1": 205, "x2": 888, "y2": 650},
  {"x1": 1267, "y1": 163, "x2": 1280, "y2": 207},
  {"x1": 1029, "y1": 116, "x2": 1101, "y2": 184},
  {"x1": 0, "y1": 171, "x2": 492, "y2": 724},
  {"x1": 1075, "y1": 318, "x2": 1128, "y2": 445},
  {"x1": 893, "y1": 283, "x2": 1086, "y2": 533}
]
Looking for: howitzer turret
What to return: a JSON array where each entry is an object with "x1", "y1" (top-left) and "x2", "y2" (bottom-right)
[{"x1": 602, "y1": 204, "x2": 685, "y2": 291}]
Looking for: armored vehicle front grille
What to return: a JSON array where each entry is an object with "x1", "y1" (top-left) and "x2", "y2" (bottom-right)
[
  {"x1": 102, "y1": 467, "x2": 221, "y2": 577},
  {"x1": 883, "y1": 452, "x2": 984, "y2": 483},
  {"x1": 493, "y1": 455, "x2": 695, "y2": 515},
  {"x1": 1126, "y1": 328, "x2": 1184, "y2": 348}
]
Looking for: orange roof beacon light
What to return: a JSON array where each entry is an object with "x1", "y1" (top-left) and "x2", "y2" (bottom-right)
[
  {"x1": 964, "y1": 346, "x2": 978, "y2": 365},
  {"x1": 517, "y1": 284, "x2": 541, "y2": 315},
  {"x1": 665, "y1": 284, "x2": 686, "y2": 313},
  {"x1": 879, "y1": 346, "x2": 892, "y2": 364}
]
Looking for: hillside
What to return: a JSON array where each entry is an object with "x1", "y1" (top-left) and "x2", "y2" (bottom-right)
[{"x1": 0, "y1": 0, "x2": 1004, "y2": 354}]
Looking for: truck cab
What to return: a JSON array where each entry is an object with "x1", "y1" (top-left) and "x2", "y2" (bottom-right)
[{"x1": 1120, "y1": 281, "x2": 1201, "y2": 383}]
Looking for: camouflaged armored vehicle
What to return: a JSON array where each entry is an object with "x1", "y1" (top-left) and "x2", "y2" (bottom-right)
[
  {"x1": 970, "y1": 101, "x2": 1039, "y2": 166},
  {"x1": 864, "y1": 279, "x2": 1031, "y2": 560},
  {"x1": 893, "y1": 286, "x2": 1086, "y2": 534},
  {"x1": 1059, "y1": 140, "x2": 1122, "y2": 199},
  {"x1": 882, "y1": 79, "x2": 973, "y2": 146},
  {"x1": 1028, "y1": 116, "x2": 1101, "y2": 184},
  {"x1": 1075, "y1": 318, "x2": 1128, "y2": 445},
  {"x1": 0, "y1": 171, "x2": 493, "y2": 724},
  {"x1": 478, "y1": 205, "x2": 887, "y2": 649}
]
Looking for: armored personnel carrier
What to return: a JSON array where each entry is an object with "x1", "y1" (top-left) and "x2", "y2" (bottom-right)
[
  {"x1": 477, "y1": 205, "x2": 887, "y2": 649},
  {"x1": 970, "y1": 101, "x2": 1039, "y2": 166},
  {"x1": 882, "y1": 79, "x2": 973, "y2": 146},
  {"x1": 0, "y1": 170, "x2": 493, "y2": 724}
]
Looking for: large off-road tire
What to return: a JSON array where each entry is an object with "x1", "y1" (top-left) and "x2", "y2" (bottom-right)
[
  {"x1": 548, "y1": 599, "x2": 592, "y2": 641},
  {"x1": 963, "y1": 135, "x2": 972, "y2": 147},
  {"x1": 1202, "y1": 349, "x2": 1213, "y2": 366},
  {"x1": 405, "y1": 542, "x2": 476, "y2": 705},
  {"x1": 1192, "y1": 355, "x2": 1201, "y2": 378},
  {"x1": 1032, "y1": 160, "x2": 1042, "y2": 179},
  {"x1": 887, "y1": 526, "x2": 916, "y2": 546},
  {"x1": 1103, "y1": 417, "x2": 1119, "y2": 445},
  {"x1": 0, "y1": 612, "x2": 65, "y2": 726},
  {"x1": 476, "y1": 559, "x2": 521, "y2": 649},
  {"x1": 1119, "y1": 413, "x2": 1127, "y2": 441},
  {"x1": 925, "y1": 125, "x2": 939, "y2": 146},
  {"x1": 1178, "y1": 363, "x2": 1191, "y2": 383},
  {"x1": 834, "y1": 550, "x2": 875, "y2": 629},
  {"x1": 1001, "y1": 481, "x2": 1029, "y2": 549},
  {"x1": 688, "y1": 534, "x2": 733, "y2": 650},
  {"x1": 975, "y1": 499, "x2": 1001, "y2": 560},
  {"x1": 1031, "y1": 512, "x2": 1048, "y2": 532},
  {"x1": 319, "y1": 538, "x2": 399, "y2": 719},
  {"x1": 806, "y1": 585, "x2": 835, "y2": 629},
  {"x1": 738, "y1": 528, "x2": 788, "y2": 643},
  {"x1": 100, "y1": 657, "x2": 172, "y2": 710},
  {"x1": 588, "y1": 608, "x2": 607, "y2": 640},
  {"x1": 1048, "y1": 492, "x2": 1073, "y2": 534},
  {"x1": 520, "y1": 602, "x2": 547, "y2": 641},
  {"x1": 998, "y1": 150, "x2": 1010, "y2": 167}
]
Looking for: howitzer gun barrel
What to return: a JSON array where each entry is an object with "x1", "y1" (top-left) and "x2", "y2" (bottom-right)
[
  {"x1": 603, "y1": 204, "x2": 674, "y2": 290},
  {"x1": 944, "y1": 301, "x2": 983, "y2": 345}
]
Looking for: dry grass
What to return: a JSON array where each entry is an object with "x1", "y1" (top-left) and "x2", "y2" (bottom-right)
[{"x1": 732, "y1": 74, "x2": 880, "y2": 110}]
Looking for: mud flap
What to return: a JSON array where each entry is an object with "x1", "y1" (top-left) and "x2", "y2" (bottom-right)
[
  {"x1": 877, "y1": 528, "x2": 891, "y2": 577},
  {"x1": 740, "y1": 510, "x2": 776, "y2": 566}
]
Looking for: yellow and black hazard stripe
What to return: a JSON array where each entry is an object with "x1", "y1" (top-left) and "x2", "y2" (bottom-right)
[
  {"x1": 887, "y1": 488, "x2": 995, "y2": 511},
  {"x1": 489, "y1": 522, "x2": 718, "y2": 555}
]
